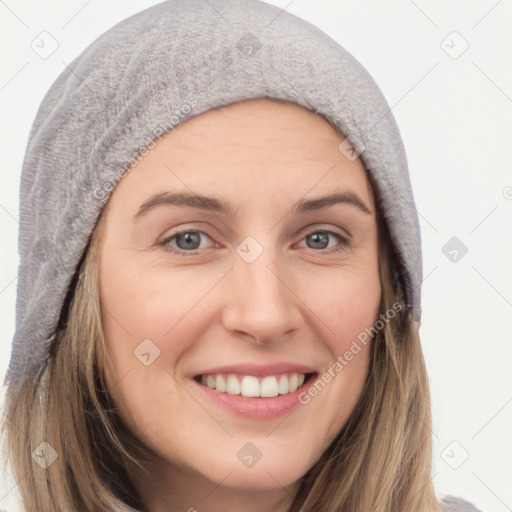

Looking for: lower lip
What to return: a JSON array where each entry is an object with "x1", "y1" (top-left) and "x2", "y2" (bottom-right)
[{"x1": 192, "y1": 375, "x2": 315, "y2": 419}]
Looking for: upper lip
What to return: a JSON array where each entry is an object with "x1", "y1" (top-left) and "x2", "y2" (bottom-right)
[{"x1": 193, "y1": 362, "x2": 317, "y2": 378}]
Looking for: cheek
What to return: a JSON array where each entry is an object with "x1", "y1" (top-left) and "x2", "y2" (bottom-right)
[
  {"x1": 303, "y1": 262, "x2": 381, "y2": 345},
  {"x1": 97, "y1": 251, "x2": 226, "y2": 416},
  {"x1": 97, "y1": 254, "x2": 209, "y2": 447},
  {"x1": 297, "y1": 264, "x2": 380, "y2": 436},
  {"x1": 99, "y1": 253, "x2": 207, "y2": 351}
]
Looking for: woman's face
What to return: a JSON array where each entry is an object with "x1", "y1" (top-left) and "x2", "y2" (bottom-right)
[{"x1": 98, "y1": 98, "x2": 381, "y2": 499}]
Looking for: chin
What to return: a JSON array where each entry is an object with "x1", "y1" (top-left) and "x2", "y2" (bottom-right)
[{"x1": 207, "y1": 462, "x2": 304, "y2": 491}]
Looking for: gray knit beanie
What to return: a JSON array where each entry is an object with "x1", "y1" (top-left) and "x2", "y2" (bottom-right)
[{"x1": 7, "y1": 0, "x2": 422, "y2": 393}]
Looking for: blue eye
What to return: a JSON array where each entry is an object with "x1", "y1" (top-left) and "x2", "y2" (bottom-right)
[
  {"x1": 298, "y1": 231, "x2": 349, "y2": 253},
  {"x1": 160, "y1": 229, "x2": 349, "y2": 256},
  {"x1": 161, "y1": 230, "x2": 214, "y2": 254}
]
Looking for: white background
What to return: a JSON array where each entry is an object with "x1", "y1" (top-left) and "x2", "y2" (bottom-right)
[{"x1": 1, "y1": 1, "x2": 511, "y2": 511}]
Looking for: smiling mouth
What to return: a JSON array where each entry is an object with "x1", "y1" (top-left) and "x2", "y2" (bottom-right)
[{"x1": 194, "y1": 372, "x2": 317, "y2": 398}]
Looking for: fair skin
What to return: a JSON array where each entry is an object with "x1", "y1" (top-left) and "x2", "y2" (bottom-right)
[{"x1": 97, "y1": 98, "x2": 381, "y2": 512}]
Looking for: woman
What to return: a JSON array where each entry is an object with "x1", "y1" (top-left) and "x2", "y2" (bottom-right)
[{"x1": 2, "y1": 1, "x2": 481, "y2": 511}]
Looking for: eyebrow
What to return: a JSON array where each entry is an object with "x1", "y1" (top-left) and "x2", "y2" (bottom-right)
[{"x1": 134, "y1": 190, "x2": 372, "y2": 220}]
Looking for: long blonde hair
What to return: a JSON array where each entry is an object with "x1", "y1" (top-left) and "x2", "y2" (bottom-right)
[{"x1": 2, "y1": 196, "x2": 442, "y2": 512}]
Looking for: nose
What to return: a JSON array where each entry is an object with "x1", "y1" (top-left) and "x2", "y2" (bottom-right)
[{"x1": 220, "y1": 243, "x2": 302, "y2": 345}]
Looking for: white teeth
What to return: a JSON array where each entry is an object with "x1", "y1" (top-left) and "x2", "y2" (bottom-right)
[
  {"x1": 241, "y1": 376, "x2": 260, "y2": 397},
  {"x1": 199, "y1": 372, "x2": 308, "y2": 397},
  {"x1": 206, "y1": 375, "x2": 216, "y2": 389},
  {"x1": 215, "y1": 374, "x2": 226, "y2": 392},
  {"x1": 226, "y1": 375, "x2": 241, "y2": 395},
  {"x1": 260, "y1": 376, "x2": 279, "y2": 397},
  {"x1": 289, "y1": 373, "x2": 299, "y2": 393},
  {"x1": 277, "y1": 375, "x2": 289, "y2": 394}
]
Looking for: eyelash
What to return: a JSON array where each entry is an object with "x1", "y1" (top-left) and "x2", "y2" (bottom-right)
[{"x1": 160, "y1": 228, "x2": 350, "y2": 257}]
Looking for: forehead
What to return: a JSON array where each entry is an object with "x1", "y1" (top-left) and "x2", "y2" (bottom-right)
[
  {"x1": 177, "y1": 97, "x2": 343, "y2": 146},
  {"x1": 103, "y1": 97, "x2": 375, "y2": 218}
]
